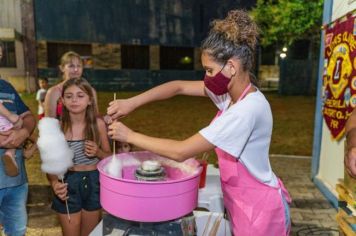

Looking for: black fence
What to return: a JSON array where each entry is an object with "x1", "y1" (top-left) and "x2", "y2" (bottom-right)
[{"x1": 279, "y1": 59, "x2": 318, "y2": 96}]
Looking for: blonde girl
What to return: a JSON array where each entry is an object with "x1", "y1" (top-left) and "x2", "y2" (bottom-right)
[
  {"x1": 48, "y1": 77, "x2": 111, "y2": 236},
  {"x1": 23, "y1": 52, "x2": 99, "y2": 159},
  {"x1": 45, "y1": 51, "x2": 98, "y2": 118}
]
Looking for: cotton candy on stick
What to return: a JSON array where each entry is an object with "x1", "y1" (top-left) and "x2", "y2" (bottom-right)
[
  {"x1": 105, "y1": 145, "x2": 123, "y2": 178},
  {"x1": 105, "y1": 93, "x2": 123, "y2": 178},
  {"x1": 37, "y1": 117, "x2": 74, "y2": 222}
]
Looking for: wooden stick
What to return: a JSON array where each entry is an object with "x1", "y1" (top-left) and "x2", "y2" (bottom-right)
[
  {"x1": 61, "y1": 177, "x2": 71, "y2": 223},
  {"x1": 202, "y1": 213, "x2": 212, "y2": 236},
  {"x1": 113, "y1": 93, "x2": 116, "y2": 156},
  {"x1": 202, "y1": 152, "x2": 209, "y2": 161},
  {"x1": 209, "y1": 214, "x2": 223, "y2": 236}
]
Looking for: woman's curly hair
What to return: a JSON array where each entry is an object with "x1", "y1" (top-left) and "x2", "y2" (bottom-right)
[{"x1": 202, "y1": 10, "x2": 259, "y2": 73}]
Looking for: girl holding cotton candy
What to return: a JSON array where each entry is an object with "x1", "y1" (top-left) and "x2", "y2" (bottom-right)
[{"x1": 43, "y1": 77, "x2": 111, "y2": 236}]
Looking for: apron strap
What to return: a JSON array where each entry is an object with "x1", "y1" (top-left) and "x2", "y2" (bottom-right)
[{"x1": 278, "y1": 178, "x2": 292, "y2": 204}]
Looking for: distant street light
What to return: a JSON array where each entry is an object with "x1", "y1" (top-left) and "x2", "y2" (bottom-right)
[{"x1": 280, "y1": 53, "x2": 287, "y2": 59}]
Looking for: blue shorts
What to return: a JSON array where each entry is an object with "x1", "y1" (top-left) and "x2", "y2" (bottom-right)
[{"x1": 52, "y1": 170, "x2": 101, "y2": 214}]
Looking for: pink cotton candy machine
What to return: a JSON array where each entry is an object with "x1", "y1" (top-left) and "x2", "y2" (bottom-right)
[{"x1": 97, "y1": 151, "x2": 202, "y2": 222}]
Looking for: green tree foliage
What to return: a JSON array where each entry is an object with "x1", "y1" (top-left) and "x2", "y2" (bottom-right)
[{"x1": 251, "y1": 0, "x2": 323, "y2": 47}]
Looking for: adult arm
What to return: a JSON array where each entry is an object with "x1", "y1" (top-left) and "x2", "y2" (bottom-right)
[
  {"x1": 0, "y1": 111, "x2": 35, "y2": 148},
  {"x1": 107, "y1": 80, "x2": 205, "y2": 119},
  {"x1": 345, "y1": 109, "x2": 356, "y2": 177},
  {"x1": 44, "y1": 86, "x2": 60, "y2": 118},
  {"x1": 108, "y1": 121, "x2": 214, "y2": 162},
  {"x1": 0, "y1": 102, "x2": 15, "y2": 120}
]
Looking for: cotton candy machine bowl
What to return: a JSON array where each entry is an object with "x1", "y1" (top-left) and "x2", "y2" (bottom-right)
[{"x1": 97, "y1": 151, "x2": 202, "y2": 222}]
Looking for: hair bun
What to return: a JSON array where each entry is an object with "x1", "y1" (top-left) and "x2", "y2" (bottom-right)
[{"x1": 211, "y1": 10, "x2": 259, "y2": 50}]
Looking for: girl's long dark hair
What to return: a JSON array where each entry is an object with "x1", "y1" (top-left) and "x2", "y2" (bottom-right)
[{"x1": 61, "y1": 77, "x2": 100, "y2": 144}]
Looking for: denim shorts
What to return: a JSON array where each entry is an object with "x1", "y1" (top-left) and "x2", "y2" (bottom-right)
[{"x1": 52, "y1": 170, "x2": 101, "y2": 214}]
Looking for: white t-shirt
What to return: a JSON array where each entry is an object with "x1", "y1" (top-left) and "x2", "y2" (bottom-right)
[
  {"x1": 199, "y1": 88, "x2": 278, "y2": 187},
  {"x1": 36, "y1": 88, "x2": 47, "y2": 115}
]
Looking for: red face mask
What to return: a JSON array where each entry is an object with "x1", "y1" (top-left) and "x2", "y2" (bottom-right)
[{"x1": 204, "y1": 65, "x2": 230, "y2": 95}]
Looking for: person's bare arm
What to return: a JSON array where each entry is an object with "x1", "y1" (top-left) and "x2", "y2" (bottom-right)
[
  {"x1": 47, "y1": 173, "x2": 68, "y2": 201},
  {"x1": 0, "y1": 102, "x2": 17, "y2": 121},
  {"x1": 44, "y1": 86, "x2": 61, "y2": 118},
  {"x1": 345, "y1": 109, "x2": 356, "y2": 177},
  {"x1": 0, "y1": 111, "x2": 35, "y2": 148},
  {"x1": 107, "y1": 80, "x2": 205, "y2": 119},
  {"x1": 108, "y1": 121, "x2": 214, "y2": 162}
]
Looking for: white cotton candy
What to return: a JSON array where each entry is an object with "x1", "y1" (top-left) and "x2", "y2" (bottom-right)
[
  {"x1": 105, "y1": 154, "x2": 122, "y2": 178},
  {"x1": 141, "y1": 160, "x2": 161, "y2": 171},
  {"x1": 150, "y1": 156, "x2": 199, "y2": 174},
  {"x1": 37, "y1": 117, "x2": 74, "y2": 179},
  {"x1": 121, "y1": 155, "x2": 141, "y2": 166}
]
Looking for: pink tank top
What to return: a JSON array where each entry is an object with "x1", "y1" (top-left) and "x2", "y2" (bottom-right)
[
  {"x1": 56, "y1": 100, "x2": 63, "y2": 118},
  {"x1": 56, "y1": 86, "x2": 63, "y2": 119}
]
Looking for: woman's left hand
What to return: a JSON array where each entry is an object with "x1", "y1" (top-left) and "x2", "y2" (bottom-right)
[
  {"x1": 108, "y1": 121, "x2": 132, "y2": 143},
  {"x1": 84, "y1": 140, "x2": 99, "y2": 157}
]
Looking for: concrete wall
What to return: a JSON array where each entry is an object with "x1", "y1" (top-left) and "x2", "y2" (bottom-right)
[
  {"x1": 258, "y1": 65, "x2": 279, "y2": 81},
  {"x1": 92, "y1": 43, "x2": 121, "y2": 69},
  {"x1": 0, "y1": 0, "x2": 22, "y2": 33},
  {"x1": 0, "y1": 0, "x2": 35, "y2": 92},
  {"x1": 332, "y1": 0, "x2": 356, "y2": 21},
  {"x1": 149, "y1": 45, "x2": 160, "y2": 70},
  {"x1": 0, "y1": 40, "x2": 25, "y2": 89},
  {"x1": 36, "y1": 41, "x2": 47, "y2": 69}
]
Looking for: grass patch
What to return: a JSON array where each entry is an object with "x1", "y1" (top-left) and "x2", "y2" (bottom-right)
[{"x1": 266, "y1": 92, "x2": 315, "y2": 155}]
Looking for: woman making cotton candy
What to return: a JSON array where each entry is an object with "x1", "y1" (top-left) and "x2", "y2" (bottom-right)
[{"x1": 107, "y1": 10, "x2": 291, "y2": 235}]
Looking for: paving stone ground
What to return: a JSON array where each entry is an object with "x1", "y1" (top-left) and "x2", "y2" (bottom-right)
[
  {"x1": 270, "y1": 155, "x2": 339, "y2": 236},
  {"x1": 25, "y1": 155, "x2": 340, "y2": 235}
]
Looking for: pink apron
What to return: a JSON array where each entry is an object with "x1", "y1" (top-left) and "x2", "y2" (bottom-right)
[
  {"x1": 210, "y1": 85, "x2": 291, "y2": 235},
  {"x1": 216, "y1": 146, "x2": 291, "y2": 235}
]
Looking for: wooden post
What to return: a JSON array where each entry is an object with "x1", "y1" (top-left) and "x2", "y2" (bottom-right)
[{"x1": 21, "y1": 0, "x2": 37, "y2": 92}]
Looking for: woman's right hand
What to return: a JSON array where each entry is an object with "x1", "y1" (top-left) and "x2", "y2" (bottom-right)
[
  {"x1": 51, "y1": 180, "x2": 68, "y2": 201},
  {"x1": 346, "y1": 147, "x2": 356, "y2": 178},
  {"x1": 108, "y1": 121, "x2": 133, "y2": 143},
  {"x1": 107, "y1": 98, "x2": 136, "y2": 120}
]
